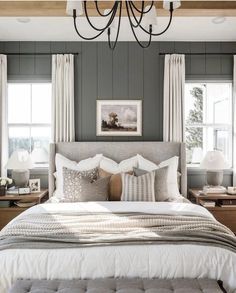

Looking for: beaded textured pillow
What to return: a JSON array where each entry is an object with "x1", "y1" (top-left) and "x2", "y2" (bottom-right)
[{"x1": 62, "y1": 167, "x2": 109, "y2": 202}]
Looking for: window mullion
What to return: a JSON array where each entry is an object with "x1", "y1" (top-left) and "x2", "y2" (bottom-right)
[
  {"x1": 186, "y1": 123, "x2": 231, "y2": 128},
  {"x1": 29, "y1": 83, "x2": 33, "y2": 153},
  {"x1": 8, "y1": 123, "x2": 51, "y2": 127}
]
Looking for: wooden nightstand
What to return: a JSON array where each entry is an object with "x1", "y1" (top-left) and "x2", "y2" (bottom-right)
[
  {"x1": 0, "y1": 189, "x2": 48, "y2": 230},
  {"x1": 189, "y1": 188, "x2": 236, "y2": 234}
]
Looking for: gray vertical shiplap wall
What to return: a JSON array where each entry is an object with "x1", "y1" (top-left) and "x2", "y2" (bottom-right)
[{"x1": 1, "y1": 41, "x2": 235, "y2": 189}]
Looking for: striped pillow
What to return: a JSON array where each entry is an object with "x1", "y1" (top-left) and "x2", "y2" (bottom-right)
[{"x1": 121, "y1": 172, "x2": 155, "y2": 202}]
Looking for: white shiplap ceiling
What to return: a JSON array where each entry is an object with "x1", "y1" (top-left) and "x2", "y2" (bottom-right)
[{"x1": 0, "y1": 16, "x2": 236, "y2": 41}]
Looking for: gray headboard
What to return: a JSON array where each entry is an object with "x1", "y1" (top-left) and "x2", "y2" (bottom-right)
[{"x1": 49, "y1": 141, "x2": 187, "y2": 198}]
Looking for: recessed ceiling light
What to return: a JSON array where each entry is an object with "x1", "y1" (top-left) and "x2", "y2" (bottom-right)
[
  {"x1": 16, "y1": 17, "x2": 31, "y2": 24},
  {"x1": 212, "y1": 16, "x2": 226, "y2": 24}
]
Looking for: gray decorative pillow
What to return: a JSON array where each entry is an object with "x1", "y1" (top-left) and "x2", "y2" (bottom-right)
[
  {"x1": 121, "y1": 172, "x2": 155, "y2": 202},
  {"x1": 133, "y1": 166, "x2": 170, "y2": 202},
  {"x1": 62, "y1": 167, "x2": 110, "y2": 202}
]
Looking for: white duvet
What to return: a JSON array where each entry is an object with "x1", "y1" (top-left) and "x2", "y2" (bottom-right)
[{"x1": 0, "y1": 202, "x2": 236, "y2": 293}]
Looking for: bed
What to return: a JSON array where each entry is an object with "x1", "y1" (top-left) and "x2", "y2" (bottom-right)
[{"x1": 0, "y1": 142, "x2": 236, "y2": 293}]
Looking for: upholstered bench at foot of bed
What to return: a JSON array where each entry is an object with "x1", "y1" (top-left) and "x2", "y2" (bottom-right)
[{"x1": 9, "y1": 278, "x2": 226, "y2": 293}]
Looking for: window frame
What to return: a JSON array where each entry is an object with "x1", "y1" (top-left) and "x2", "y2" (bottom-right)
[
  {"x1": 6, "y1": 80, "x2": 52, "y2": 170},
  {"x1": 185, "y1": 79, "x2": 233, "y2": 169}
]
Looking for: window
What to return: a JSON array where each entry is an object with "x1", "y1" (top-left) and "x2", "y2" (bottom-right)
[
  {"x1": 7, "y1": 83, "x2": 52, "y2": 168},
  {"x1": 185, "y1": 82, "x2": 232, "y2": 167}
]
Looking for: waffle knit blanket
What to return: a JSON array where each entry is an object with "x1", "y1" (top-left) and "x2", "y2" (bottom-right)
[{"x1": 0, "y1": 212, "x2": 235, "y2": 252}]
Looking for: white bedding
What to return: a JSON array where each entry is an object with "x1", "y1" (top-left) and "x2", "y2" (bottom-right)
[{"x1": 0, "y1": 202, "x2": 236, "y2": 293}]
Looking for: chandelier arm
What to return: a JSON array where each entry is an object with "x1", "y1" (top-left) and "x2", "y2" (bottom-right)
[
  {"x1": 71, "y1": 0, "x2": 175, "y2": 48},
  {"x1": 83, "y1": 1, "x2": 118, "y2": 32},
  {"x1": 129, "y1": 2, "x2": 173, "y2": 36},
  {"x1": 95, "y1": 0, "x2": 117, "y2": 17},
  {"x1": 125, "y1": 1, "x2": 152, "y2": 48},
  {"x1": 127, "y1": 1, "x2": 145, "y2": 28},
  {"x1": 130, "y1": 1, "x2": 154, "y2": 14},
  {"x1": 73, "y1": 12, "x2": 105, "y2": 40},
  {"x1": 148, "y1": 9, "x2": 173, "y2": 36},
  {"x1": 108, "y1": 1, "x2": 122, "y2": 50}
]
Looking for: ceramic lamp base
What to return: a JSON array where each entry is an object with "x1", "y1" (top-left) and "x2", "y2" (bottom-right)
[
  {"x1": 12, "y1": 169, "x2": 30, "y2": 187},
  {"x1": 206, "y1": 170, "x2": 223, "y2": 186}
]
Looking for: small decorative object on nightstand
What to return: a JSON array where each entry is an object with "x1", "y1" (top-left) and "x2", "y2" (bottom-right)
[
  {"x1": 0, "y1": 189, "x2": 48, "y2": 230},
  {"x1": 29, "y1": 179, "x2": 41, "y2": 193},
  {"x1": 18, "y1": 187, "x2": 31, "y2": 195},
  {"x1": 227, "y1": 186, "x2": 236, "y2": 195},
  {"x1": 189, "y1": 188, "x2": 236, "y2": 234},
  {"x1": 0, "y1": 177, "x2": 13, "y2": 196},
  {"x1": 0, "y1": 186, "x2": 5, "y2": 196}
]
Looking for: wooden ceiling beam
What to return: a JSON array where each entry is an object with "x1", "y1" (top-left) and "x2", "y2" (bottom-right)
[{"x1": 0, "y1": 1, "x2": 236, "y2": 17}]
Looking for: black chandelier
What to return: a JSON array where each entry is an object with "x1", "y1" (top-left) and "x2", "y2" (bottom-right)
[{"x1": 66, "y1": 1, "x2": 181, "y2": 50}]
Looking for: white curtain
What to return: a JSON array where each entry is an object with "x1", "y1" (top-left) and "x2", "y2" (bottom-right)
[
  {"x1": 163, "y1": 54, "x2": 185, "y2": 142},
  {"x1": 233, "y1": 56, "x2": 236, "y2": 185},
  {"x1": 0, "y1": 55, "x2": 7, "y2": 176},
  {"x1": 52, "y1": 54, "x2": 75, "y2": 142}
]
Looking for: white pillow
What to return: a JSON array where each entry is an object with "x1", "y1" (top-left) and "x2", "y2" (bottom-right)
[
  {"x1": 100, "y1": 155, "x2": 138, "y2": 174},
  {"x1": 137, "y1": 154, "x2": 180, "y2": 199},
  {"x1": 77, "y1": 154, "x2": 103, "y2": 171},
  {"x1": 54, "y1": 153, "x2": 102, "y2": 198}
]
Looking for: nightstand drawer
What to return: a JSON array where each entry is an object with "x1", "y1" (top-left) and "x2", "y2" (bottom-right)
[
  {"x1": 0, "y1": 207, "x2": 26, "y2": 230},
  {"x1": 208, "y1": 207, "x2": 236, "y2": 234}
]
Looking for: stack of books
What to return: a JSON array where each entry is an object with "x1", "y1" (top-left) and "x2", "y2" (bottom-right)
[
  {"x1": 218, "y1": 199, "x2": 236, "y2": 207},
  {"x1": 203, "y1": 186, "x2": 227, "y2": 194},
  {"x1": 199, "y1": 200, "x2": 216, "y2": 207}
]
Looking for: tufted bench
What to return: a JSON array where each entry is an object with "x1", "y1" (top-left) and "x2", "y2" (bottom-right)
[{"x1": 9, "y1": 278, "x2": 227, "y2": 293}]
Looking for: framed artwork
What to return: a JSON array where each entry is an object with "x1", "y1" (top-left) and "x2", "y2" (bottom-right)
[
  {"x1": 29, "y1": 179, "x2": 41, "y2": 193},
  {"x1": 96, "y1": 100, "x2": 142, "y2": 136}
]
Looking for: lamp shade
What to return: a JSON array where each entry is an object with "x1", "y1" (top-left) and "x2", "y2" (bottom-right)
[
  {"x1": 191, "y1": 147, "x2": 203, "y2": 164},
  {"x1": 200, "y1": 150, "x2": 229, "y2": 170},
  {"x1": 66, "y1": 0, "x2": 83, "y2": 16},
  {"x1": 31, "y1": 147, "x2": 48, "y2": 164},
  {"x1": 163, "y1": 0, "x2": 181, "y2": 10},
  {"x1": 144, "y1": 5, "x2": 157, "y2": 26},
  {"x1": 6, "y1": 149, "x2": 34, "y2": 170}
]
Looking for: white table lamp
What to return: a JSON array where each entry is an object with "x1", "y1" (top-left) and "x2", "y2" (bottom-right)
[
  {"x1": 200, "y1": 150, "x2": 229, "y2": 186},
  {"x1": 191, "y1": 147, "x2": 203, "y2": 164},
  {"x1": 6, "y1": 149, "x2": 34, "y2": 187},
  {"x1": 31, "y1": 147, "x2": 48, "y2": 164}
]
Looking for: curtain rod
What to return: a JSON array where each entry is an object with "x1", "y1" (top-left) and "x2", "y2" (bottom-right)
[
  {"x1": 6, "y1": 53, "x2": 79, "y2": 56},
  {"x1": 159, "y1": 52, "x2": 235, "y2": 56}
]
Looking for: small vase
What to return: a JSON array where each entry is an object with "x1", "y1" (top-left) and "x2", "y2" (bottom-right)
[{"x1": 0, "y1": 186, "x2": 6, "y2": 196}]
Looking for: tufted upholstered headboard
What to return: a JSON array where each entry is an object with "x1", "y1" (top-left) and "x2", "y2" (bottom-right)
[{"x1": 49, "y1": 141, "x2": 187, "y2": 198}]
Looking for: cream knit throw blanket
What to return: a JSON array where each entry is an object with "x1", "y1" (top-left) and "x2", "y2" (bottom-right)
[{"x1": 0, "y1": 212, "x2": 235, "y2": 252}]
